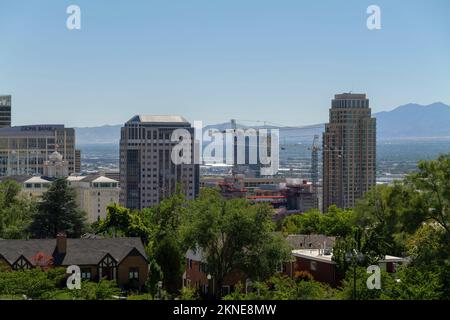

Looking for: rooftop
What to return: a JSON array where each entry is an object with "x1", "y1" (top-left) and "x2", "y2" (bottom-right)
[
  {"x1": 0, "y1": 237, "x2": 148, "y2": 266},
  {"x1": 292, "y1": 249, "x2": 408, "y2": 265},
  {"x1": 127, "y1": 115, "x2": 190, "y2": 124},
  {"x1": 292, "y1": 249, "x2": 336, "y2": 264}
]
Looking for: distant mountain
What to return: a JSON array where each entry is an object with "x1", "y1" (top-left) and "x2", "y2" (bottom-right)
[
  {"x1": 74, "y1": 102, "x2": 450, "y2": 145},
  {"x1": 75, "y1": 124, "x2": 121, "y2": 144},
  {"x1": 374, "y1": 102, "x2": 450, "y2": 139}
]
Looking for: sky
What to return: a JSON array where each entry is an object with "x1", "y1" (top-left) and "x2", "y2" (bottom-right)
[{"x1": 0, "y1": 0, "x2": 449, "y2": 127}]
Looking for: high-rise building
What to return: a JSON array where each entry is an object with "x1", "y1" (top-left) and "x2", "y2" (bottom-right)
[
  {"x1": 322, "y1": 93, "x2": 376, "y2": 211},
  {"x1": 119, "y1": 115, "x2": 199, "y2": 210},
  {"x1": 0, "y1": 95, "x2": 12, "y2": 128},
  {"x1": 75, "y1": 149, "x2": 81, "y2": 173},
  {"x1": 0, "y1": 124, "x2": 77, "y2": 176}
]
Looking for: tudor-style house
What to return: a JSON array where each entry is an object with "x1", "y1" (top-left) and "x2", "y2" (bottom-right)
[{"x1": 0, "y1": 234, "x2": 149, "y2": 289}]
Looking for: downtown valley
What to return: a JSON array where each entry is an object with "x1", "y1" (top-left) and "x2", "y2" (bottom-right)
[{"x1": 0, "y1": 93, "x2": 449, "y2": 302}]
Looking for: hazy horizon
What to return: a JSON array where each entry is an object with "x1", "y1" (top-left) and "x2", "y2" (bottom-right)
[{"x1": 1, "y1": 0, "x2": 450, "y2": 127}]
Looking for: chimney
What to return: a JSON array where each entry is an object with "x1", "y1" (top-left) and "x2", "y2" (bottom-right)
[{"x1": 56, "y1": 232, "x2": 67, "y2": 254}]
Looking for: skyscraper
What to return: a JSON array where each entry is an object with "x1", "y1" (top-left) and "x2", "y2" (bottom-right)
[
  {"x1": 119, "y1": 115, "x2": 199, "y2": 210},
  {"x1": 322, "y1": 93, "x2": 376, "y2": 211},
  {"x1": 0, "y1": 95, "x2": 12, "y2": 128}
]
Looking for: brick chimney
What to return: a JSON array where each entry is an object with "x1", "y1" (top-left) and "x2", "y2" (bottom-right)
[{"x1": 56, "y1": 232, "x2": 67, "y2": 254}]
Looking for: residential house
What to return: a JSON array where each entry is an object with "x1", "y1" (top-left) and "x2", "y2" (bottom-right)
[{"x1": 0, "y1": 234, "x2": 149, "y2": 289}]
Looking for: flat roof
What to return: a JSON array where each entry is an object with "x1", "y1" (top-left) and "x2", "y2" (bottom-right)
[
  {"x1": 127, "y1": 115, "x2": 190, "y2": 124},
  {"x1": 292, "y1": 249, "x2": 336, "y2": 264},
  {"x1": 292, "y1": 249, "x2": 408, "y2": 264}
]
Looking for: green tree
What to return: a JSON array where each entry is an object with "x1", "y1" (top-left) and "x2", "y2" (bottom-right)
[
  {"x1": 223, "y1": 274, "x2": 334, "y2": 300},
  {"x1": 97, "y1": 204, "x2": 152, "y2": 241},
  {"x1": 29, "y1": 178, "x2": 86, "y2": 238},
  {"x1": 354, "y1": 183, "x2": 424, "y2": 256},
  {"x1": 380, "y1": 266, "x2": 443, "y2": 300},
  {"x1": 0, "y1": 180, "x2": 36, "y2": 239},
  {"x1": 279, "y1": 207, "x2": 354, "y2": 238},
  {"x1": 406, "y1": 153, "x2": 450, "y2": 236},
  {"x1": 183, "y1": 188, "x2": 291, "y2": 298},
  {"x1": 146, "y1": 187, "x2": 187, "y2": 295}
]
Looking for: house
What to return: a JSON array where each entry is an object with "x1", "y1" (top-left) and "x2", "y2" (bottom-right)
[
  {"x1": 183, "y1": 249, "x2": 247, "y2": 296},
  {"x1": 0, "y1": 234, "x2": 149, "y2": 289},
  {"x1": 288, "y1": 248, "x2": 408, "y2": 287}
]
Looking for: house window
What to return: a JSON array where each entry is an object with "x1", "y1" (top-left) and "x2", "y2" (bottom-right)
[
  {"x1": 81, "y1": 268, "x2": 92, "y2": 280},
  {"x1": 188, "y1": 259, "x2": 193, "y2": 269},
  {"x1": 310, "y1": 261, "x2": 317, "y2": 271},
  {"x1": 129, "y1": 267, "x2": 139, "y2": 280}
]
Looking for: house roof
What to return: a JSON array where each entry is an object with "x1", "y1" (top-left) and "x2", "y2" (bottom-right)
[
  {"x1": 25, "y1": 176, "x2": 52, "y2": 184},
  {"x1": 0, "y1": 237, "x2": 148, "y2": 266}
]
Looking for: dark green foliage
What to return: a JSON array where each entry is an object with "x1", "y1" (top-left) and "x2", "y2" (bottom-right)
[{"x1": 29, "y1": 178, "x2": 87, "y2": 238}]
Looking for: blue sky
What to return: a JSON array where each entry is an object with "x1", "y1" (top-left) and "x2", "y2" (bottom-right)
[{"x1": 0, "y1": 0, "x2": 449, "y2": 127}]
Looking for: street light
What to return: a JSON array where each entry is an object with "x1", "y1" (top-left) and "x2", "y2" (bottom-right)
[
  {"x1": 207, "y1": 274, "x2": 214, "y2": 299},
  {"x1": 345, "y1": 250, "x2": 365, "y2": 300},
  {"x1": 157, "y1": 281, "x2": 163, "y2": 300}
]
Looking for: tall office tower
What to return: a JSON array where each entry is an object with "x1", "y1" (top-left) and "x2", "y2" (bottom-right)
[
  {"x1": 0, "y1": 95, "x2": 12, "y2": 128},
  {"x1": 0, "y1": 125, "x2": 77, "y2": 176},
  {"x1": 119, "y1": 115, "x2": 199, "y2": 210},
  {"x1": 322, "y1": 93, "x2": 376, "y2": 211},
  {"x1": 75, "y1": 149, "x2": 81, "y2": 173}
]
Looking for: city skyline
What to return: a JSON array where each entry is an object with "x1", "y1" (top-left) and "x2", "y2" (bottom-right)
[{"x1": 1, "y1": 0, "x2": 449, "y2": 127}]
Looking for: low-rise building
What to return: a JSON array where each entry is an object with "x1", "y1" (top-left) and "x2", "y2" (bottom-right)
[
  {"x1": 287, "y1": 248, "x2": 407, "y2": 287},
  {"x1": 0, "y1": 234, "x2": 149, "y2": 289},
  {"x1": 67, "y1": 175, "x2": 120, "y2": 222},
  {"x1": 1, "y1": 174, "x2": 120, "y2": 223}
]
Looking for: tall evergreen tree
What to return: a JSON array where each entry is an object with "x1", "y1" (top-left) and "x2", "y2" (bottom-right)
[{"x1": 29, "y1": 178, "x2": 86, "y2": 238}]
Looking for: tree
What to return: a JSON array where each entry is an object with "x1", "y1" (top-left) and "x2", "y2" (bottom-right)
[
  {"x1": 354, "y1": 183, "x2": 424, "y2": 256},
  {"x1": 29, "y1": 178, "x2": 86, "y2": 238},
  {"x1": 223, "y1": 274, "x2": 335, "y2": 300},
  {"x1": 0, "y1": 180, "x2": 35, "y2": 239},
  {"x1": 146, "y1": 187, "x2": 187, "y2": 295},
  {"x1": 406, "y1": 153, "x2": 450, "y2": 236},
  {"x1": 380, "y1": 266, "x2": 443, "y2": 300},
  {"x1": 96, "y1": 204, "x2": 152, "y2": 241},
  {"x1": 183, "y1": 188, "x2": 291, "y2": 298},
  {"x1": 279, "y1": 207, "x2": 355, "y2": 238}
]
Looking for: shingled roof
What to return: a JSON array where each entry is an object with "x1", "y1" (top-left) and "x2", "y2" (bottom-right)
[{"x1": 0, "y1": 237, "x2": 148, "y2": 267}]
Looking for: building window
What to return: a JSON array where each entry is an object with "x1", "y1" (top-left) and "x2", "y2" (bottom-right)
[
  {"x1": 81, "y1": 268, "x2": 92, "y2": 280},
  {"x1": 129, "y1": 267, "x2": 139, "y2": 280},
  {"x1": 310, "y1": 261, "x2": 317, "y2": 271}
]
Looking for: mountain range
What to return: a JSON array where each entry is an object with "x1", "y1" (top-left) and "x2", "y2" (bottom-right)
[{"x1": 74, "y1": 102, "x2": 450, "y2": 145}]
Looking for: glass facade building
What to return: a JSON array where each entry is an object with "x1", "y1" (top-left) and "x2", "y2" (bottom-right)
[{"x1": 0, "y1": 125, "x2": 78, "y2": 176}]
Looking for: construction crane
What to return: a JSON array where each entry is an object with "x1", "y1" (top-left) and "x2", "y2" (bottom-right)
[{"x1": 309, "y1": 135, "x2": 320, "y2": 191}]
